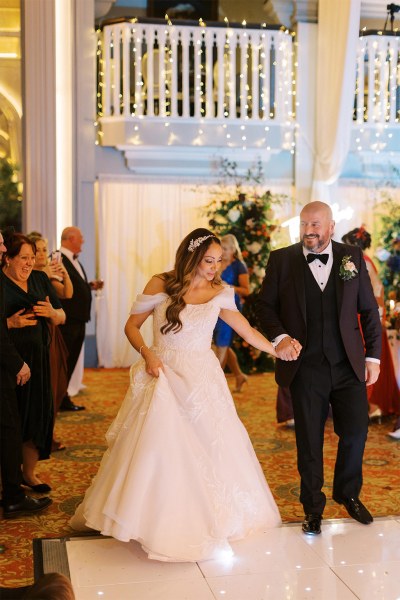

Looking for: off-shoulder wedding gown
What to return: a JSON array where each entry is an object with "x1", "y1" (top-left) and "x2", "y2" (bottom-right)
[{"x1": 70, "y1": 286, "x2": 281, "y2": 562}]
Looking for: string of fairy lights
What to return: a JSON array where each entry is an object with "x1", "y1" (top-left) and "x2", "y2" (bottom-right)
[
  {"x1": 94, "y1": 18, "x2": 296, "y2": 152},
  {"x1": 95, "y1": 20, "x2": 398, "y2": 157},
  {"x1": 353, "y1": 29, "x2": 399, "y2": 155}
]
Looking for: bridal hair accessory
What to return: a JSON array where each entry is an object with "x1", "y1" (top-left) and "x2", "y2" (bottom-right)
[
  {"x1": 339, "y1": 255, "x2": 358, "y2": 281},
  {"x1": 188, "y1": 234, "x2": 214, "y2": 252}
]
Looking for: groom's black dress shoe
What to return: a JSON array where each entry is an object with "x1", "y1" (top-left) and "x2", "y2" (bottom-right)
[
  {"x1": 302, "y1": 513, "x2": 322, "y2": 535},
  {"x1": 3, "y1": 495, "x2": 52, "y2": 519},
  {"x1": 60, "y1": 395, "x2": 85, "y2": 412},
  {"x1": 333, "y1": 496, "x2": 373, "y2": 524}
]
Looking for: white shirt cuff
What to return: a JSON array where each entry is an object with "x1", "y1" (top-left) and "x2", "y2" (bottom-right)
[{"x1": 272, "y1": 334, "x2": 290, "y2": 348}]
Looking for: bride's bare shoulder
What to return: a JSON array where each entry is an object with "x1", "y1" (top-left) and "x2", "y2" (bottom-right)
[{"x1": 142, "y1": 274, "x2": 167, "y2": 295}]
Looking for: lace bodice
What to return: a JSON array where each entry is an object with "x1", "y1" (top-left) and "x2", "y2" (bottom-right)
[{"x1": 130, "y1": 286, "x2": 238, "y2": 353}]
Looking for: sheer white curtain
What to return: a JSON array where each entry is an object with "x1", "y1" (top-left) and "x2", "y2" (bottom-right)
[
  {"x1": 95, "y1": 178, "x2": 210, "y2": 367},
  {"x1": 311, "y1": 0, "x2": 361, "y2": 202},
  {"x1": 95, "y1": 178, "x2": 296, "y2": 367}
]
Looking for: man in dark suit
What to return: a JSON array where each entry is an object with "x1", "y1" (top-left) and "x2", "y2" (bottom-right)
[
  {"x1": 0, "y1": 232, "x2": 52, "y2": 524},
  {"x1": 58, "y1": 227, "x2": 102, "y2": 411},
  {"x1": 257, "y1": 201, "x2": 381, "y2": 535}
]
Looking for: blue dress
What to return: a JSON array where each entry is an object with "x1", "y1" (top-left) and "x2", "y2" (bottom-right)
[{"x1": 214, "y1": 259, "x2": 248, "y2": 347}]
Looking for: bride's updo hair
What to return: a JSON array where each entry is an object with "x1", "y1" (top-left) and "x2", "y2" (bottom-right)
[{"x1": 160, "y1": 228, "x2": 222, "y2": 334}]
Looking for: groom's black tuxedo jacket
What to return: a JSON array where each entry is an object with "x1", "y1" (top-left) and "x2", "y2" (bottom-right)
[
  {"x1": 60, "y1": 255, "x2": 92, "y2": 323},
  {"x1": 257, "y1": 240, "x2": 381, "y2": 387}
]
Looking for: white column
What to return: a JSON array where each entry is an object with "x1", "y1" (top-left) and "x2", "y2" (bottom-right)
[{"x1": 21, "y1": 0, "x2": 57, "y2": 247}]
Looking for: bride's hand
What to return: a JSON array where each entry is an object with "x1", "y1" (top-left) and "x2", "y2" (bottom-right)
[{"x1": 143, "y1": 350, "x2": 164, "y2": 377}]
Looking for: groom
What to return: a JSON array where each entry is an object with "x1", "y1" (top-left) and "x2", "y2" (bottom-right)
[{"x1": 257, "y1": 201, "x2": 381, "y2": 535}]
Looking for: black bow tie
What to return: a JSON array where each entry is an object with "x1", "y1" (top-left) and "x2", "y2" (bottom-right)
[{"x1": 307, "y1": 253, "x2": 329, "y2": 265}]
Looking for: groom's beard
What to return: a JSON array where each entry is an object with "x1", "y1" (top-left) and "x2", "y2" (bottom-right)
[{"x1": 302, "y1": 234, "x2": 328, "y2": 252}]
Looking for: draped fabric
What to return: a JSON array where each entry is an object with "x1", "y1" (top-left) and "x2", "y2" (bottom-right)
[
  {"x1": 94, "y1": 178, "x2": 311, "y2": 367},
  {"x1": 95, "y1": 179, "x2": 210, "y2": 367},
  {"x1": 311, "y1": 0, "x2": 361, "y2": 202}
]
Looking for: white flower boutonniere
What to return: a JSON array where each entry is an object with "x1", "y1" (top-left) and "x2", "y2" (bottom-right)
[{"x1": 339, "y1": 255, "x2": 358, "y2": 281}]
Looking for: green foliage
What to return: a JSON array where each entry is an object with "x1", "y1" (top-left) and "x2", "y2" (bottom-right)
[
  {"x1": 205, "y1": 158, "x2": 286, "y2": 290},
  {"x1": 0, "y1": 158, "x2": 22, "y2": 231},
  {"x1": 205, "y1": 158, "x2": 287, "y2": 373},
  {"x1": 374, "y1": 169, "x2": 400, "y2": 301}
]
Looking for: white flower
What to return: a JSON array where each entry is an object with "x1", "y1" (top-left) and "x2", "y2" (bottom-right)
[
  {"x1": 344, "y1": 260, "x2": 356, "y2": 272},
  {"x1": 253, "y1": 265, "x2": 265, "y2": 278},
  {"x1": 339, "y1": 255, "x2": 358, "y2": 281},
  {"x1": 247, "y1": 241, "x2": 262, "y2": 254},
  {"x1": 227, "y1": 208, "x2": 241, "y2": 223}
]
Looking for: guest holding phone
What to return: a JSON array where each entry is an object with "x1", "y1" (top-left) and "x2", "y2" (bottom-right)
[{"x1": 28, "y1": 233, "x2": 73, "y2": 451}]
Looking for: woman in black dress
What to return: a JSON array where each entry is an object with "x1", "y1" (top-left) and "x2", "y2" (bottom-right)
[{"x1": 2, "y1": 232, "x2": 65, "y2": 492}]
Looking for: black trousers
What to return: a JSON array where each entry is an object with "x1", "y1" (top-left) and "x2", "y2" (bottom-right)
[
  {"x1": 59, "y1": 319, "x2": 86, "y2": 382},
  {"x1": 0, "y1": 387, "x2": 24, "y2": 505},
  {"x1": 289, "y1": 358, "x2": 369, "y2": 515}
]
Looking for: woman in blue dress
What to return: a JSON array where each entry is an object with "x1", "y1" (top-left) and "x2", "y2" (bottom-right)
[{"x1": 214, "y1": 234, "x2": 250, "y2": 391}]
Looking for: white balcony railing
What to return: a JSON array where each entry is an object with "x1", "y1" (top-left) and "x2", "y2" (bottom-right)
[
  {"x1": 354, "y1": 32, "x2": 400, "y2": 125},
  {"x1": 97, "y1": 19, "x2": 295, "y2": 124}
]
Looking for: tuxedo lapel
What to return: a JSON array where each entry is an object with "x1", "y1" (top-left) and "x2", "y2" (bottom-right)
[
  {"x1": 332, "y1": 241, "x2": 345, "y2": 316},
  {"x1": 291, "y1": 244, "x2": 306, "y2": 322}
]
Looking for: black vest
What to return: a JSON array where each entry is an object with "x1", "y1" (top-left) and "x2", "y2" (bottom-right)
[{"x1": 302, "y1": 261, "x2": 347, "y2": 366}]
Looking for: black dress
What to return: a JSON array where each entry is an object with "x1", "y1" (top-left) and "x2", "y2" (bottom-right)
[{"x1": 3, "y1": 270, "x2": 62, "y2": 460}]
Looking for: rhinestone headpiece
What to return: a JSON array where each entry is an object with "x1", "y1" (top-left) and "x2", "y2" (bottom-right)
[{"x1": 187, "y1": 234, "x2": 214, "y2": 253}]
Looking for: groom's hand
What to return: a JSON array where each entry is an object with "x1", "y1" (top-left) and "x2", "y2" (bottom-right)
[
  {"x1": 365, "y1": 361, "x2": 380, "y2": 386},
  {"x1": 276, "y1": 337, "x2": 300, "y2": 361}
]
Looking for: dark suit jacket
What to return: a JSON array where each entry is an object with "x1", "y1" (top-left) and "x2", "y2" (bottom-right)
[
  {"x1": 59, "y1": 254, "x2": 92, "y2": 323},
  {"x1": 256, "y1": 240, "x2": 382, "y2": 386}
]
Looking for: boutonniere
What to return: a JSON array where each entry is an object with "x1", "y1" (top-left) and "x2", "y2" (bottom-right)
[{"x1": 339, "y1": 255, "x2": 358, "y2": 281}]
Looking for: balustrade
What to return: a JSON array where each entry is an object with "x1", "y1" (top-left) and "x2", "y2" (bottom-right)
[{"x1": 98, "y1": 19, "x2": 295, "y2": 124}]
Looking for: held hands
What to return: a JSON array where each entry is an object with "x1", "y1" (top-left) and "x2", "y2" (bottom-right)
[
  {"x1": 276, "y1": 337, "x2": 302, "y2": 361},
  {"x1": 16, "y1": 362, "x2": 31, "y2": 385}
]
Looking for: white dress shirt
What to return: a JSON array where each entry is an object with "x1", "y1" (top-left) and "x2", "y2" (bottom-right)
[
  {"x1": 60, "y1": 247, "x2": 85, "y2": 279},
  {"x1": 303, "y1": 242, "x2": 333, "y2": 292}
]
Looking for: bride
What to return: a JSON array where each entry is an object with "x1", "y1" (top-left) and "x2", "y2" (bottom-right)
[{"x1": 70, "y1": 228, "x2": 301, "y2": 562}]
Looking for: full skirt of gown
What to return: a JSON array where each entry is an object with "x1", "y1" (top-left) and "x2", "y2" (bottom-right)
[{"x1": 70, "y1": 290, "x2": 281, "y2": 562}]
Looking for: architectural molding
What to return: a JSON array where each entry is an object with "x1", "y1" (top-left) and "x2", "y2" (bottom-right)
[{"x1": 118, "y1": 145, "x2": 281, "y2": 181}]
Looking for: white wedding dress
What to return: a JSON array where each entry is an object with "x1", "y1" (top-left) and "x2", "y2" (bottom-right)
[{"x1": 70, "y1": 286, "x2": 281, "y2": 562}]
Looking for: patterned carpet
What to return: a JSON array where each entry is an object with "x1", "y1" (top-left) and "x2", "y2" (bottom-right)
[{"x1": 1, "y1": 367, "x2": 399, "y2": 588}]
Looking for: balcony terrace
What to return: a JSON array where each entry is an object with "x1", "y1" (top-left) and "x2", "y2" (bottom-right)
[
  {"x1": 97, "y1": 18, "x2": 295, "y2": 172},
  {"x1": 96, "y1": 19, "x2": 400, "y2": 174}
]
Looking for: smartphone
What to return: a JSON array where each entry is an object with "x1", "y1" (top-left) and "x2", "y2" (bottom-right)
[{"x1": 50, "y1": 250, "x2": 62, "y2": 264}]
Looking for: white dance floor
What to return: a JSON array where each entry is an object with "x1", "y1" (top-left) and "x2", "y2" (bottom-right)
[{"x1": 65, "y1": 517, "x2": 400, "y2": 599}]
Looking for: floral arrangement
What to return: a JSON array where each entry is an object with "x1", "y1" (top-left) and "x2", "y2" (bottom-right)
[
  {"x1": 204, "y1": 158, "x2": 288, "y2": 373},
  {"x1": 204, "y1": 158, "x2": 286, "y2": 290},
  {"x1": 339, "y1": 255, "x2": 358, "y2": 281},
  {"x1": 374, "y1": 169, "x2": 400, "y2": 302}
]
